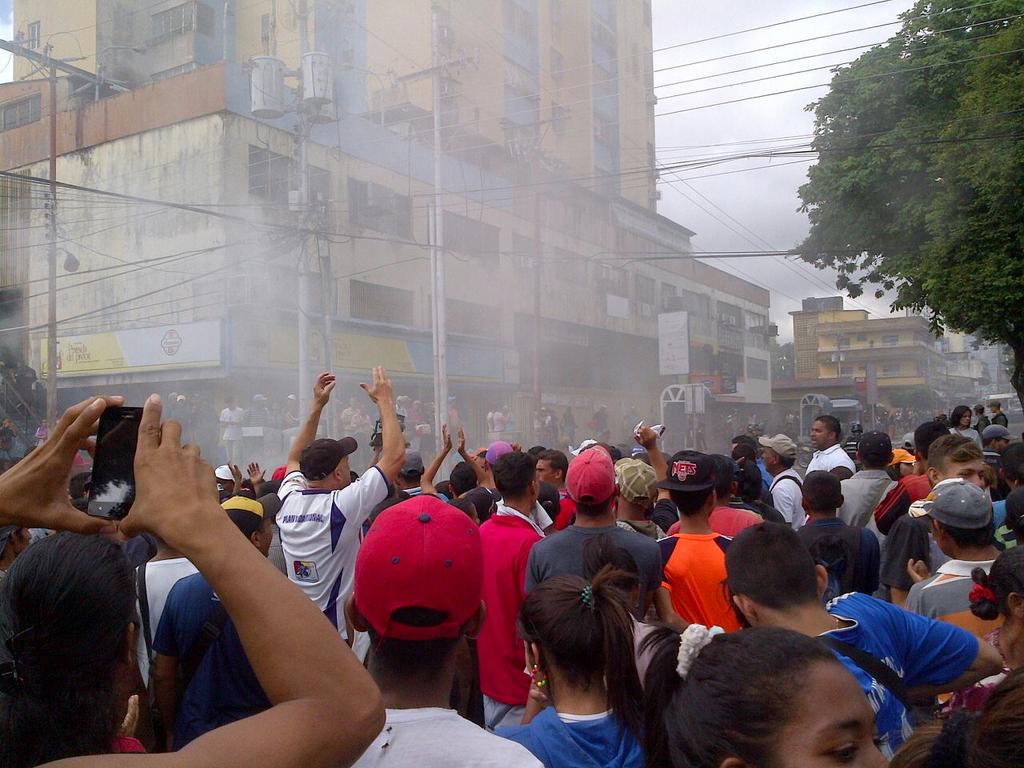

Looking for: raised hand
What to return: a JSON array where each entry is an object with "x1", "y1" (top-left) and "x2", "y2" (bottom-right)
[
  {"x1": 230, "y1": 462, "x2": 244, "y2": 489},
  {"x1": 313, "y1": 372, "x2": 336, "y2": 409},
  {"x1": 360, "y1": 366, "x2": 394, "y2": 407},
  {"x1": 0, "y1": 395, "x2": 124, "y2": 534},
  {"x1": 247, "y1": 462, "x2": 264, "y2": 485},
  {"x1": 635, "y1": 424, "x2": 661, "y2": 450},
  {"x1": 441, "y1": 425, "x2": 453, "y2": 454},
  {"x1": 457, "y1": 427, "x2": 467, "y2": 454}
]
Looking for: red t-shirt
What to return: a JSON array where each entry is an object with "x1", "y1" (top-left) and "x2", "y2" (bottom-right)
[
  {"x1": 554, "y1": 492, "x2": 577, "y2": 530},
  {"x1": 875, "y1": 473, "x2": 931, "y2": 535},
  {"x1": 477, "y1": 514, "x2": 542, "y2": 705},
  {"x1": 667, "y1": 507, "x2": 761, "y2": 537}
]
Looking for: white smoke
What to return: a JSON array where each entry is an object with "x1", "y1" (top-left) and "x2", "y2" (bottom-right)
[{"x1": 91, "y1": 479, "x2": 134, "y2": 503}]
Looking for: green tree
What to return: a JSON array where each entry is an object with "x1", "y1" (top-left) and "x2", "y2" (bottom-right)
[
  {"x1": 798, "y1": 1, "x2": 1024, "y2": 406},
  {"x1": 770, "y1": 340, "x2": 795, "y2": 380}
]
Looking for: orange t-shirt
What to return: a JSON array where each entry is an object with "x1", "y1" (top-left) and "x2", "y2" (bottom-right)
[{"x1": 658, "y1": 533, "x2": 740, "y2": 632}]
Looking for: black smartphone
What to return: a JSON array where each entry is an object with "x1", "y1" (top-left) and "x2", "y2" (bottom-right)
[{"x1": 87, "y1": 406, "x2": 143, "y2": 520}]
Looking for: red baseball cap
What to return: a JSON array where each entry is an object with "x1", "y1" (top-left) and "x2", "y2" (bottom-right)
[
  {"x1": 271, "y1": 465, "x2": 288, "y2": 482},
  {"x1": 566, "y1": 448, "x2": 616, "y2": 504},
  {"x1": 354, "y1": 496, "x2": 482, "y2": 641}
]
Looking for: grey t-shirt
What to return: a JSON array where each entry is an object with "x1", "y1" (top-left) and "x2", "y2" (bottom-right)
[{"x1": 524, "y1": 524, "x2": 662, "y2": 610}]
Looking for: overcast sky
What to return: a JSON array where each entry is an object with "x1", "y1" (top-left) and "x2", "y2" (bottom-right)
[
  {"x1": 0, "y1": 1, "x2": 919, "y2": 339},
  {"x1": 652, "y1": 0, "x2": 917, "y2": 338}
]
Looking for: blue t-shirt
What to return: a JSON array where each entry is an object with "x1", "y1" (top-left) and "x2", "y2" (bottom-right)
[
  {"x1": 153, "y1": 572, "x2": 270, "y2": 749},
  {"x1": 499, "y1": 707, "x2": 644, "y2": 768},
  {"x1": 824, "y1": 592, "x2": 978, "y2": 758},
  {"x1": 993, "y1": 499, "x2": 1006, "y2": 529},
  {"x1": 757, "y1": 459, "x2": 772, "y2": 495}
]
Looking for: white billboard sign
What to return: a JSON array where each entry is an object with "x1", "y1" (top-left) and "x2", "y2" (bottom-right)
[{"x1": 658, "y1": 311, "x2": 690, "y2": 376}]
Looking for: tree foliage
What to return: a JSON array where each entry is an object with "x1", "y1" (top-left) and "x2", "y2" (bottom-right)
[{"x1": 798, "y1": 1, "x2": 1024, "y2": 403}]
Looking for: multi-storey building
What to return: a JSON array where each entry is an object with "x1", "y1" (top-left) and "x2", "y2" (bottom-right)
[{"x1": 2, "y1": 1, "x2": 771, "y2": 452}]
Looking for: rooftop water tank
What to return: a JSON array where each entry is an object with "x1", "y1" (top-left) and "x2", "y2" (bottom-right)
[{"x1": 301, "y1": 51, "x2": 334, "y2": 107}]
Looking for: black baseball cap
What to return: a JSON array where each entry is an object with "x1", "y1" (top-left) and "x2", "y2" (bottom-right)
[
  {"x1": 656, "y1": 450, "x2": 716, "y2": 492},
  {"x1": 858, "y1": 431, "x2": 893, "y2": 462},
  {"x1": 299, "y1": 437, "x2": 358, "y2": 480}
]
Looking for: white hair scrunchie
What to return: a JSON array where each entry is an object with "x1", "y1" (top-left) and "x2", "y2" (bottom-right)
[{"x1": 675, "y1": 624, "x2": 725, "y2": 679}]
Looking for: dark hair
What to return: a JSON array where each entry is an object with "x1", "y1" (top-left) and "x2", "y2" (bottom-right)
[
  {"x1": 890, "y1": 713, "x2": 973, "y2": 768},
  {"x1": 970, "y1": 547, "x2": 1024, "y2": 621},
  {"x1": 226, "y1": 508, "x2": 266, "y2": 540},
  {"x1": 493, "y1": 452, "x2": 537, "y2": 499},
  {"x1": 802, "y1": 471, "x2": 842, "y2": 513},
  {"x1": 1005, "y1": 486, "x2": 1024, "y2": 531},
  {"x1": 581, "y1": 535, "x2": 640, "y2": 595},
  {"x1": 0, "y1": 534, "x2": 134, "y2": 767},
  {"x1": 260, "y1": 479, "x2": 282, "y2": 496},
  {"x1": 519, "y1": 567, "x2": 643, "y2": 743},
  {"x1": 731, "y1": 435, "x2": 757, "y2": 450},
  {"x1": 725, "y1": 523, "x2": 819, "y2": 610},
  {"x1": 536, "y1": 449, "x2": 569, "y2": 481},
  {"x1": 915, "y1": 420, "x2": 954, "y2": 460},
  {"x1": 669, "y1": 486, "x2": 714, "y2": 517},
  {"x1": 735, "y1": 459, "x2": 764, "y2": 505},
  {"x1": 575, "y1": 498, "x2": 614, "y2": 518},
  {"x1": 731, "y1": 443, "x2": 756, "y2": 463},
  {"x1": 434, "y1": 480, "x2": 452, "y2": 499},
  {"x1": 814, "y1": 415, "x2": 842, "y2": 442},
  {"x1": 642, "y1": 626, "x2": 839, "y2": 768},
  {"x1": 364, "y1": 607, "x2": 460, "y2": 679},
  {"x1": 1001, "y1": 443, "x2": 1024, "y2": 484},
  {"x1": 527, "y1": 445, "x2": 547, "y2": 457},
  {"x1": 463, "y1": 487, "x2": 497, "y2": 523},
  {"x1": 710, "y1": 455, "x2": 735, "y2": 499},
  {"x1": 935, "y1": 520, "x2": 995, "y2": 549},
  {"x1": 777, "y1": 452, "x2": 796, "y2": 470},
  {"x1": 928, "y1": 434, "x2": 982, "y2": 471},
  {"x1": 67, "y1": 471, "x2": 91, "y2": 500},
  {"x1": 368, "y1": 492, "x2": 411, "y2": 526},
  {"x1": 969, "y1": 668, "x2": 1024, "y2": 768},
  {"x1": 537, "y1": 481, "x2": 561, "y2": 522},
  {"x1": 449, "y1": 461, "x2": 479, "y2": 496},
  {"x1": 950, "y1": 405, "x2": 973, "y2": 429},
  {"x1": 447, "y1": 496, "x2": 478, "y2": 521}
]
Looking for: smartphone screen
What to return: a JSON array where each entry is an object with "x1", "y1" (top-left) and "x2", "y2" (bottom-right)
[{"x1": 88, "y1": 407, "x2": 143, "y2": 520}]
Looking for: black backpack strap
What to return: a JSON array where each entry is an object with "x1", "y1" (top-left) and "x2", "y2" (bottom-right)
[
  {"x1": 180, "y1": 603, "x2": 230, "y2": 691},
  {"x1": 136, "y1": 562, "x2": 154, "y2": 663},
  {"x1": 821, "y1": 636, "x2": 911, "y2": 709}
]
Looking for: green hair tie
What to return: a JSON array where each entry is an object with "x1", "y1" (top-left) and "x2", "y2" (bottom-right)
[{"x1": 581, "y1": 585, "x2": 596, "y2": 611}]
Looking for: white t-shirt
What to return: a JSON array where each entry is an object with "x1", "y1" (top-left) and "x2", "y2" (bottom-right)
[
  {"x1": 277, "y1": 468, "x2": 390, "y2": 637},
  {"x1": 220, "y1": 407, "x2": 245, "y2": 441},
  {"x1": 807, "y1": 442, "x2": 857, "y2": 475},
  {"x1": 135, "y1": 557, "x2": 199, "y2": 685},
  {"x1": 352, "y1": 708, "x2": 542, "y2": 767},
  {"x1": 769, "y1": 468, "x2": 805, "y2": 530}
]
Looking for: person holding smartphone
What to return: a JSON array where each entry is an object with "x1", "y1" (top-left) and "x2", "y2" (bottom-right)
[
  {"x1": 0, "y1": 394, "x2": 384, "y2": 767},
  {"x1": 276, "y1": 366, "x2": 406, "y2": 640}
]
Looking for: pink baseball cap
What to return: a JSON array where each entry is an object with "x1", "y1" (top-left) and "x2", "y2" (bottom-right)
[
  {"x1": 354, "y1": 496, "x2": 483, "y2": 641},
  {"x1": 566, "y1": 448, "x2": 616, "y2": 505},
  {"x1": 485, "y1": 441, "x2": 514, "y2": 466}
]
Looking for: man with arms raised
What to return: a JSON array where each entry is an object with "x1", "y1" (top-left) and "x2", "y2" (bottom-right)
[{"x1": 278, "y1": 367, "x2": 405, "y2": 636}]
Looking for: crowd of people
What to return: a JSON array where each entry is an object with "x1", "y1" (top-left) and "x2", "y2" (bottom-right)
[{"x1": 0, "y1": 372, "x2": 1023, "y2": 768}]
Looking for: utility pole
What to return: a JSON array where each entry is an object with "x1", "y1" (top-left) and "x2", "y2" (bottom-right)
[
  {"x1": 430, "y1": 2, "x2": 449, "y2": 447},
  {"x1": 531, "y1": 161, "x2": 542, "y2": 435},
  {"x1": 296, "y1": 0, "x2": 313, "y2": 417},
  {"x1": 46, "y1": 51, "x2": 58, "y2": 426}
]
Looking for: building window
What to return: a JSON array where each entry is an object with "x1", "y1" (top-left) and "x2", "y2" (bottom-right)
[
  {"x1": 838, "y1": 337, "x2": 850, "y2": 349},
  {"x1": 882, "y1": 334, "x2": 900, "y2": 346},
  {"x1": 839, "y1": 365, "x2": 854, "y2": 376},
  {"x1": 747, "y1": 357, "x2": 769, "y2": 380},
  {"x1": 26, "y1": 21, "x2": 40, "y2": 49},
  {"x1": 350, "y1": 280, "x2": 414, "y2": 326},
  {"x1": 447, "y1": 298, "x2": 494, "y2": 338},
  {"x1": 635, "y1": 274, "x2": 656, "y2": 305},
  {"x1": 881, "y1": 364, "x2": 902, "y2": 377},
  {"x1": 348, "y1": 178, "x2": 412, "y2": 238},
  {"x1": 248, "y1": 145, "x2": 291, "y2": 203},
  {"x1": 152, "y1": 2, "x2": 213, "y2": 44},
  {"x1": 444, "y1": 211, "x2": 500, "y2": 259},
  {"x1": 260, "y1": 13, "x2": 272, "y2": 55},
  {"x1": 1, "y1": 95, "x2": 42, "y2": 132},
  {"x1": 505, "y1": 0, "x2": 535, "y2": 39}
]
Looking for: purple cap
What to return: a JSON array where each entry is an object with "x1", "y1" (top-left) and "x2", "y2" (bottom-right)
[{"x1": 485, "y1": 441, "x2": 514, "y2": 467}]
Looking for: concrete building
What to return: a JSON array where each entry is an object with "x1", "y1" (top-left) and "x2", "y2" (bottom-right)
[{"x1": 2, "y1": 1, "x2": 770, "y2": 456}]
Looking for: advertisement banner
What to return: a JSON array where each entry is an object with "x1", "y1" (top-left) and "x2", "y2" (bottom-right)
[
  {"x1": 658, "y1": 311, "x2": 690, "y2": 376},
  {"x1": 41, "y1": 321, "x2": 222, "y2": 377}
]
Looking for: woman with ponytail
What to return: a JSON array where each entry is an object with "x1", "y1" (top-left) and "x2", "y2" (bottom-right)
[
  {"x1": 642, "y1": 625, "x2": 883, "y2": 768},
  {"x1": 497, "y1": 565, "x2": 644, "y2": 767}
]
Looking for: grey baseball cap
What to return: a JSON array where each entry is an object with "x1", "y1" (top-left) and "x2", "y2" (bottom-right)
[
  {"x1": 914, "y1": 480, "x2": 993, "y2": 529},
  {"x1": 982, "y1": 424, "x2": 1011, "y2": 441},
  {"x1": 399, "y1": 451, "x2": 425, "y2": 478}
]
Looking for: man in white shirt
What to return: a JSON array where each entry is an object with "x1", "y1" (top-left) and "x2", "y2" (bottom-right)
[
  {"x1": 135, "y1": 536, "x2": 199, "y2": 686},
  {"x1": 277, "y1": 367, "x2": 405, "y2": 638},
  {"x1": 346, "y1": 495, "x2": 541, "y2": 768},
  {"x1": 219, "y1": 397, "x2": 245, "y2": 464},
  {"x1": 807, "y1": 415, "x2": 857, "y2": 479},
  {"x1": 759, "y1": 433, "x2": 805, "y2": 529}
]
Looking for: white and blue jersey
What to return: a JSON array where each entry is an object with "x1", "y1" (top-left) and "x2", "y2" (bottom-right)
[
  {"x1": 823, "y1": 592, "x2": 978, "y2": 758},
  {"x1": 277, "y1": 468, "x2": 390, "y2": 637}
]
